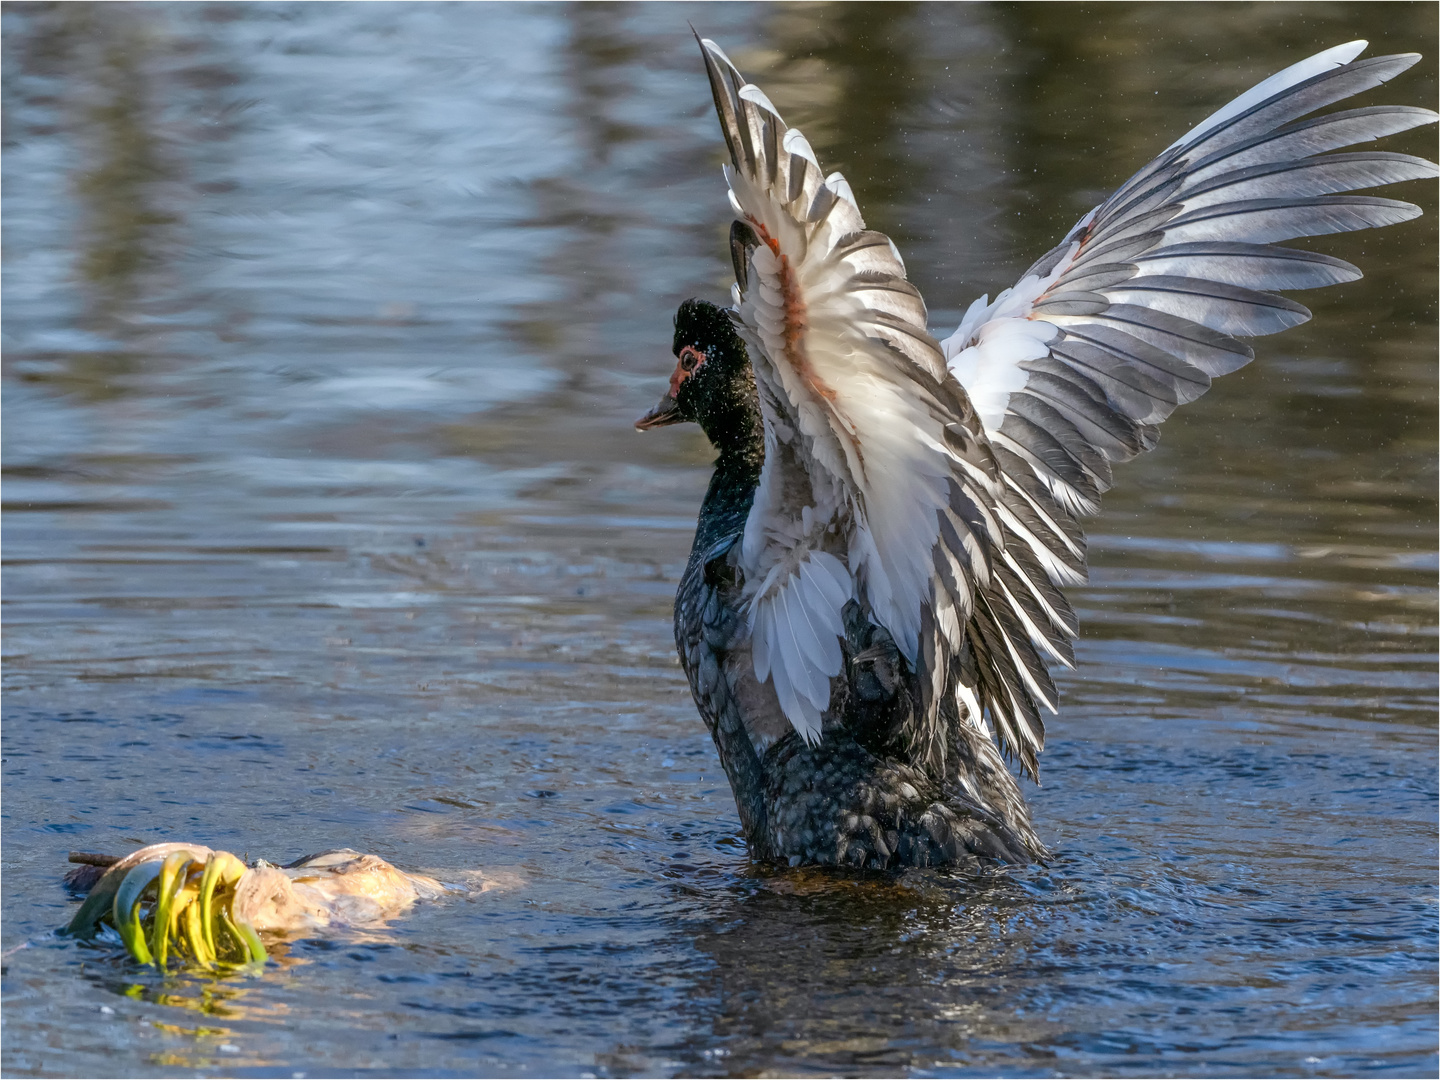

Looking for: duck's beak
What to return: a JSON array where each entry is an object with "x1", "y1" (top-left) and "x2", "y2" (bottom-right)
[{"x1": 635, "y1": 393, "x2": 682, "y2": 431}]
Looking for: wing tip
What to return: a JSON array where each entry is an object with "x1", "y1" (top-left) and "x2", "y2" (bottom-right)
[{"x1": 696, "y1": 34, "x2": 741, "y2": 79}]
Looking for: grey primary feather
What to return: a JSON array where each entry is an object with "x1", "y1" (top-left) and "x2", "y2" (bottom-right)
[
  {"x1": 1189, "y1": 55, "x2": 1424, "y2": 153},
  {"x1": 1160, "y1": 194, "x2": 1422, "y2": 244},
  {"x1": 1020, "y1": 369, "x2": 1155, "y2": 460},
  {"x1": 1102, "y1": 54, "x2": 1424, "y2": 212},
  {"x1": 1190, "y1": 105, "x2": 1440, "y2": 180},
  {"x1": 1004, "y1": 394, "x2": 1115, "y2": 484},
  {"x1": 1131, "y1": 243, "x2": 1360, "y2": 291},
  {"x1": 962, "y1": 44, "x2": 1435, "y2": 786},
  {"x1": 1099, "y1": 276, "x2": 1312, "y2": 337},
  {"x1": 1059, "y1": 319, "x2": 1220, "y2": 395},
  {"x1": 1043, "y1": 340, "x2": 1181, "y2": 424},
  {"x1": 1051, "y1": 262, "x2": 1139, "y2": 294},
  {"x1": 1181, "y1": 151, "x2": 1437, "y2": 205},
  {"x1": 1086, "y1": 307, "x2": 1252, "y2": 379}
]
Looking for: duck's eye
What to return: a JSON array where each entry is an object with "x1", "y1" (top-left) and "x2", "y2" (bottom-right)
[{"x1": 678, "y1": 346, "x2": 705, "y2": 373}]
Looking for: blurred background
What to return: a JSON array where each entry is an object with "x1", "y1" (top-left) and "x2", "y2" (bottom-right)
[{"x1": 3, "y1": 3, "x2": 1435, "y2": 1077}]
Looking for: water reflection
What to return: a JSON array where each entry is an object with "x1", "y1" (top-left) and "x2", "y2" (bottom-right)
[
  {"x1": 679, "y1": 871, "x2": 1043, "y2": 1073},
  {"x1": 6, "y1": 5, "x2": 168, "y2": 401},
  {"x1": 81, "y1": 961, "x2": 298, "y2": 1073},
  {"x1": 69, "y1": 6, "x2": 176, "y2": 323}
]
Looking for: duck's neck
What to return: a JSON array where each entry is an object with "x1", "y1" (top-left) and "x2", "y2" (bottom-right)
[
  {"x1": 683, "y1": 372, "x2": 771, "y2": 858},
  {"x1": 695, "y1": 374, "x2": 764, "y2": 546}
]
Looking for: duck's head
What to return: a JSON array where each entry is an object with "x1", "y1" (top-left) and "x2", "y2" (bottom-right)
[{"x1": 635, "y1": 298, "x2": 756, "y2": 447}]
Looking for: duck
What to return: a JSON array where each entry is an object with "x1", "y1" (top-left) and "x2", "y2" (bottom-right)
[{"x1": 637, "y1": 38, "x2": 1437, "y2": 870}]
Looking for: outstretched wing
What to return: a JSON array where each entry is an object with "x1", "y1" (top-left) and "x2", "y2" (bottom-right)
[
  {"x1": 697, "y1": 37, "x2": 1013, "y2": 752},
  {"x1": 941, "y1": 41, "x2": 1437, "y2": 769}
]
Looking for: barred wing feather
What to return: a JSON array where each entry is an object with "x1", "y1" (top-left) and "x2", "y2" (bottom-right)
[
  {"x1": 938, "y1": 41, "x2": 1435, "y2": 771},
  {"x1": 699, "y1": 35, "x2": 1435, "y2": 779},
  {"x1": 944, "y1": 41, "x2": 1438, "y2": 499},
  {"x1": 700, "y1": 37, "x2": 1015, "y2": 764}
]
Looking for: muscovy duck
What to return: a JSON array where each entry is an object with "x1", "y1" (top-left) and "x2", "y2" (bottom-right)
[{"x1": 638, "y1": 39, "x2": 1437, "y2": 869}]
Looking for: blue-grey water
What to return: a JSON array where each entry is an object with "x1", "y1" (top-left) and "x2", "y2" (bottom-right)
[{"x1": 2, "y1": 4, "x2": 1436, "y2": 1077}]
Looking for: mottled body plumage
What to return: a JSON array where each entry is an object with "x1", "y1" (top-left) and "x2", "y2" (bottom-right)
[{"x1": 655, "y1": 301, "x2": 1042, "y2": 867}]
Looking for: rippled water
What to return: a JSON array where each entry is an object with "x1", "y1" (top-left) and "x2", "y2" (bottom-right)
[{"x1": 3, "y1": 3, "x2": 1436, "y2": 1077}]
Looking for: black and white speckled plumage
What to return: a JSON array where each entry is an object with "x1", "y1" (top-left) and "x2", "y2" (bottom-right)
[
  {"x1": 638, "y1": 40, "x2": 1436, "y2": 870},
  {"x1": 657, "y1": 301, "x2": 1043, "y2": 868}
]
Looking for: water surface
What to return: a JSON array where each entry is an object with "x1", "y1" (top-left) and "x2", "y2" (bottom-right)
[{"x1": 3, "y1": 3, "x2": 1436, "y2": 1077}]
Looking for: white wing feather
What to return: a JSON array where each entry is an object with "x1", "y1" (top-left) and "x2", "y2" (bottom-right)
[
  {"x1": 698, "y1": 35, "x2": 1435, "y2": 775},
  {"x1": 699, "y1": 37, "x2": 984, "y2": 748}
]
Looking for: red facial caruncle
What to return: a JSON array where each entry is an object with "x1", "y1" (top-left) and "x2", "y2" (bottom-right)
[{"x1": 669, "y1": 345, "x2": 707, "y2": 398}]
